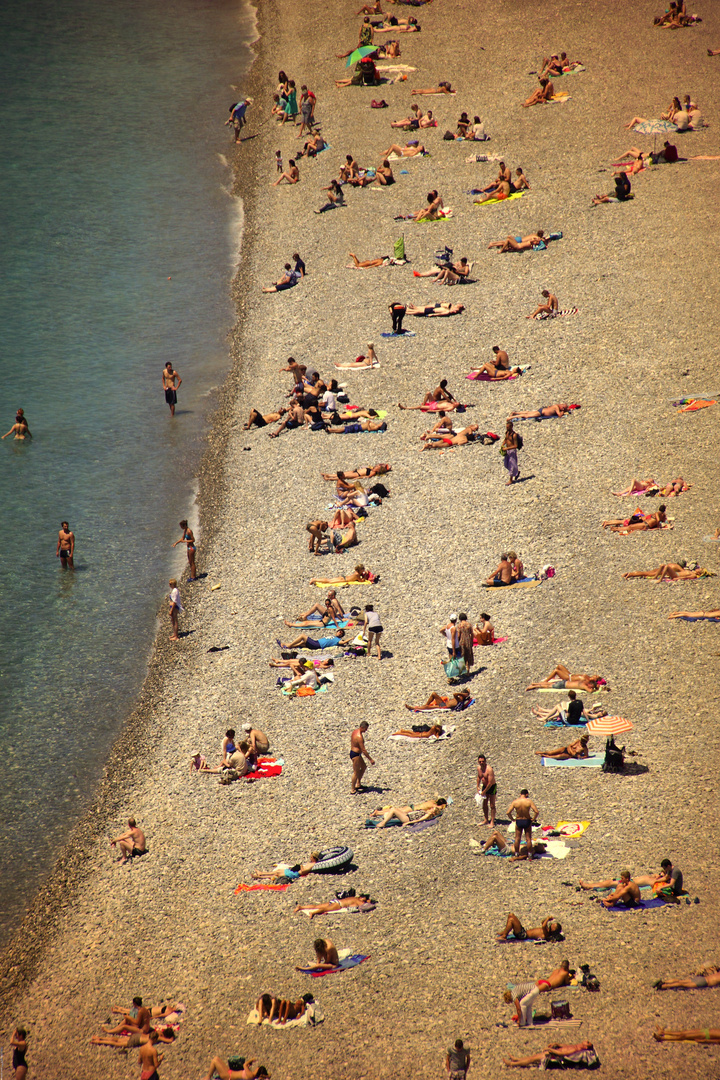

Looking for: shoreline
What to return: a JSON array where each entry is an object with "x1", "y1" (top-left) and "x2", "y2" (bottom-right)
[{"x1": 3, "y1": 0, "x2": 720, "y2": 1077}]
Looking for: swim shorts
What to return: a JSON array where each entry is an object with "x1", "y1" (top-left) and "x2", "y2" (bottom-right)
[{"x1": 165, "y1": 389, "x2": 177, "y2": 405}]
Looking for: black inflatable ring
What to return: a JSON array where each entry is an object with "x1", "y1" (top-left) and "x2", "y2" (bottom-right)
[{"x1": 310, "y1": 846, "x2": 354, "y2": 873}]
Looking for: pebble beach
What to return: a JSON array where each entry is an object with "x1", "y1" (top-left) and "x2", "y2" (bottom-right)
[{"x1": 2, "y1": 0, "x2": 720, "y2": 1078}]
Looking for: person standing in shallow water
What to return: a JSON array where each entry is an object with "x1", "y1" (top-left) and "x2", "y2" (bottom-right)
[
  {"x1": 56, "y1": 521, "x2": 75, "y2": 568},
  {"x1": 173, "y1": 519, "x2": 197, "y2": 580},
  {"x1": 10, "y1": 1027, "x2": 28, "y2": 1080},
  {"x1": 162, "y1": 361, "x2": 182, "y2": 417}
]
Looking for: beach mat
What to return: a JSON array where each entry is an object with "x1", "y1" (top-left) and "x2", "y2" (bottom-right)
[
  {"x1": 535, "y1": 687, "x2": 598, "y2": 694},
  {"x1": 673, "y1": 615, "x2": 720, "y2": 622},
  {"x1": 605, "y1": 897, "x2": 668, "y2": 912},
  {"x1": 544, "y1": 719, "x2": 588, "y2": 729},
  {"x1": 481, "y1": 578, "x2": 539, "y2": 589},
  {"x1": 235, "y1": 882, "x2": 291, "y2": 893},
  {"x1": 381, "y1": 330, "x2": 417, "y2": 338},
  {"x1": 473, "y1": 191, "x2": 526, "y2": 207},
  {"x1": 466, "y1": 371, "x2": 518, "y2": 381},
  {"x1": 365, "y1": 815, "x2": 440, "y2": 833},
  {"x1": 334, "y1": 361, "x2": 379, "y2": 370},
  {"x1": 299, "y1": 954, "x2": 369, "y2": 977},
  {"x1": 530, "y1": 307, "x2": 579, "y2": 320},
  {"x1": 541, "y1": 754, "x2": 603, "y2": 767},
  {"x1": 406, "y1": 697, "x2": 475, "y2": 713}
]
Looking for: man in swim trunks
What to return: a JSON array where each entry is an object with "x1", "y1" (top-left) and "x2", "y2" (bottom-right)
[
  {"x1": 579, "y1": 869, "x2": 641, "y2": 907},
  {"x1": 138, "y1": 1029, "x2": 163, "y2": 1079},
  {"x1": 505, "y1": 962, "x2": 572, "y2": 1025},
  {"x1": 476, "y1": 754, "x2": 497, "y2": 826},
  {"x1": 350, "y1": 721, "x2": 375, "y2": 792},
  {"x1": 279, "y1": 629, "x2": 346, "y2": 651},
  {"x1": 497, "y1": 913, "x2": 563, "y2": 942},
  {"x1": 654, "y1": 966, "x2": 720, "y2": 991},
  {"x1": 297, "y1": 590, "x2": 345, "y2": 624},
  {"x1": 161, "y1": 361, "x2": 182, "y2": 417},
  {"x1": 56, "y1": 521, "x2": 75, "y2": 569},
  {"x1": 507, "y1": 789, "x2": 539, "y2": 855},
  {"x1": 102, "y1": 996, "x2": 152, "y2": 1036},
  {"x1": 252, "y1": 853, "x2": 320, "y2": 883},
  {"x1": 472, "y1": 345, "x2": 521, "y2": 381},
  {"x1": 485, "y1": 553, "x2": 512, "y2": 586},
  {"x1": 109, "y1": 818, "x2": 147, "y2": 864},
  {"x1": 528, "y1": 290, "x2": 559, "y2": 319}
]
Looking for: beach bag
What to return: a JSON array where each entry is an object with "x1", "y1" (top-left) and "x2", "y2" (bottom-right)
[
  {"x1": 602, "y1": 737, "x2": 625, "y2": 773},
  {"x1": 443, "y1": 130, "x2": 455, "y2": 140},
  {"x1": 335, "y1": 888, "x2": 356, "y2": 900},
  {"x1": 394, "y1": 236, "x2": 405, "y2": 260},
  {"x1": 443, "y1": 656, "x2": 466, "y2": 680},
  {"x1": 515, "y1": 433, "x2": 524, "y2": 449},
  {"x1": 551, "y1": 1000, "x2": 571, "y2": 1020},
  {"x1": 369, "y1": 482, "x2": 390, "y2": 498}
]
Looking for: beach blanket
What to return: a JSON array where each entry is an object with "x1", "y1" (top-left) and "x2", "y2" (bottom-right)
[
  {"x1": 530, "y1": 307, "x2": 579, "y2": 320},
  {"x1": 247, "y1": 1003, "x2": 324, "y2": 1028},
  {"x1": 387, "y1": 151, "x2": 430, "y2": 160},
  {"x1": 473, "y1": 191, "x2": 526, "y2": 207},
  {"x1": 381, "y1": 330, "x2": 417, "y2": 338},
  {"x1": 678, "y1": 398, "x2": 716, "y2": 411},
  {"x1": 673, "y1": 615, "x2": 720, "y2": 622},
  {"x1": 285, "y1": 619, "x2": 353, "y2": 629},
  {"x1": 544, "y1": 719, "x2": 588, "y2": 729},
  {"x1": 549, "y1": 92, "x2": 570, "y2": 102},
  {"x1": 476, "y1": 636, "x2": 508, "y2": 645},
  {"x1": 481, "y1": 577, "x2": 539, "y2": 589},
  {"x1": 541, "y1": 754, "x2": 603, "y2": 768},
  {"x1": 298, "y1": 953, "x2": 369, "y2": 978},
  {"x1": 375, "y1": 64, "x2": 417, "y2": 71},
  {"x1": 415, "y1": 207, "x2": 453, "y2": 222},
  {"x1": 556, "y1": 821, "x2": 590, "y2": 837},
  {"x1": 482, "y1": 845, "x2": 568, "y2": 861},
  {"x1": 388, "y1": 725, "x2": 456, "y2": 741},
  {"x1": 536, "y1": 687, "x2": 598, "y2": 694},
  {"x1": 281, "y1": 683, "x2": 330, "y2": 697},
  {"x1": 246, "y1": 761, "x2": 283, "y2": 778},
  {"x1": 466, "y1": 370, "x2": 518, "y2": 381},
  {"x1": 405, "y1": 697, "x2": 475, "y2": 713},
  {"x1": 605, "y1": 896, "x2": 668, "y2": 912},
  {"x1": 235, "y1": 882, "x2": 291, "y2": 893}
]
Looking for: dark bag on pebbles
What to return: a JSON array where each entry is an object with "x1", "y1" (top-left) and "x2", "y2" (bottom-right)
[
  {"x1": 551, "y1": 1000, "x2": 571, "y2": 1020},
  {"x1": 335, "y1": 888, "x2": 356, "y2": 900},
  {"x1": 369, "y1": 482, "x2": 390, "y2": 498},
  {"x1": 602, "y1": 737, "x2": 625, "y2": 773}
]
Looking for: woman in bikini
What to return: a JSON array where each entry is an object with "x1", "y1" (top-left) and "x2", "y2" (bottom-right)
[
  {"x1": 404, "y1": 690, "x2": 471, "y2": 710},
  {"x1": 310, "y1": 564, "x2": 372, "y2": 585},
  {"x1": 173, "y1": 519, "x2": 197, "y2": 580},
  {"x1": 623, "y1": 562, "x2": 711, "y2": 581},
  {"x1": 294, "y1": 895, "x2": 373, "y2": 919},
  {"x1": 602, "y1": 506, "x2": 667, "y2": 532},
  {"x1": 372, "y1": 797, "x2": 447, "y2": 827},
  {"x1": 535, "y1": 734, "x2": 590, "y2": 759},
  {"x1": 321, "y1": 465, "x2": 390, "y2": 482},
  {"x1": 391, "y1": 723, "x2": 444, "y2": 737}
]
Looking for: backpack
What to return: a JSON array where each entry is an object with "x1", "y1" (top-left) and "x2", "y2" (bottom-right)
[
  {"x1": 551, "y1": 1000, "x2": 571, "y2": 1020},
  {"x1": 602, "y1": 737, "x2": 625, "y2": 773},
  {"x1": 515, "y1": 433, "x2": 524, "y2": 449}
]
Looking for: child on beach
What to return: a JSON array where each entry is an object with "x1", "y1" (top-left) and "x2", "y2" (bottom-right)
[{"x1": 275, "y1": 149, "x2": 283, "y2": 172}]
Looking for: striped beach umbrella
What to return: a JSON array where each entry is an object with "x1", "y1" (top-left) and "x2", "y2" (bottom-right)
[{"x1": 586, "y1": 715, "x2": 633, "y2": 737}]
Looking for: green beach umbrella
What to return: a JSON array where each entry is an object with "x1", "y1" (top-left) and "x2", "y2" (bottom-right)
[{"x1": 346, "y1": 46, "x2": 377, "y2": 67}]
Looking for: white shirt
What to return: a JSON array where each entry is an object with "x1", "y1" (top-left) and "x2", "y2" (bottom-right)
[
  {"x1": 170, "y1": 587, "x2": 184, "y2": 611},
  {"x1": 302, "y1": 668, "x2": 319, "y2": 688},
  {"x1": 322, "y1": 391, "x2": 337, "y2": 412}
]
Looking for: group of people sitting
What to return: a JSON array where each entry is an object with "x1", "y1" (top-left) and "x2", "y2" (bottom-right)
[
  {"x1": 653, "y1": 1, "x2": 701, "y2": 27},
  {"x1": 190, "y1": 724, "x2": 271, "y2": 781},
  {"x1": 474, "y1": 161, "x2": 529, "y2": 202},
  {"x1": 538, "y1": 51, "x2": 583, "y2": 76},
  {"x1": 578, "y1": 859, "x2": 684, "y2": 906}
]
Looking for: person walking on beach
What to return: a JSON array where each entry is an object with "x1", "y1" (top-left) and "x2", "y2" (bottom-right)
[
  {"x1": 350, "y1": 721, "x2": 374, "y2": 793},
  {"x1": 507, "y1": 789, "x2": 539, "y2": 855},
  {"x1": 110, "y1": 819, "x2": 147, "y2": 864},
  {"x1": 168, "y1": 578, "x2": 183, "y2": 641},
  {"x1": 363, "y1": 604, "x2": 383, "y2": 659},
  {"x1": 389, "y1": 301, "x2": 407, "y2": 334},
  {"x1": 173, "y1": 519, "x2": 197, "y2": 580},
  {"x1": 456, "y1": 612, "x2": 474, "y2": 670},
  {"x1": 138, "y1": 1030, "x2": 163, "y2": 1079},
  {"x1": 298, "y1": 85, "x2": 317, "y2": 138},
  {"x1": 502, "y1": 420, "x2": 521, "y2": 485},
  {"x1": 56, "y1": 521, "x2": 75, "y2": 569},
  {"x1": 445, "y1": 1037, "x2": 470, "y2": 1080},
  {"x1": 162, "y1": 361, "x2": 182, "y2": 417},
  {"x1": 476, "y1": 754, "x2": 497, "y2": 826}
]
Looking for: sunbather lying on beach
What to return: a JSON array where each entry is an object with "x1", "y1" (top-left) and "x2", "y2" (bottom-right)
[
  {"x1": 295, "y1": 895, "x2": 374, "y2": 919},
  {"x1": 480, "y1": 830, "x2": 547, "y2": 860},
  {"x1": 623, "y1": 562, "x2": 711, "y2": 581},
  {"x1": 413, "y1": 257, "x2": 470, "y2": 283},
  {"x1": 252, "y1": 855, "x2": 320, "y2": 882},
  {"x1": 528, "y1": 290, "x2": 558, "y2": 318},
  {"x1": 612, "y1": 477, "x2": 689, "y2": 497},
  {"x1": 244, "y1": 407, "x2": 288, "y2": 429},
  {"x1": 411, "y1": 82, "x2": 455, "y2": 94},
  {"x1": 270, "y1": 658, "x2": 335, "y2": 677},
  {"x1": 383, "y1": 142, "x2": 427, "y2": 156},
  {"x1": 611, "y1": 477, "x2": 658, "y2": 495},
  {"x1": 653, "y1": 1029, "x2": 720, "y2": 1043},
  {"x1": 507, "y1": 403, "x2": 577, "y2": 420},
  {"x1": 526, "y1": 664, "x2": 608, "y2": 692},
  {"x1": 522, "y1": 77, "x2": 554, "y2": 107},
  {"x1": 488, "y1": 232, "x2": 546, "y2": 252},
  {"x1": 347, "y1": 253, "x2": 398, "y2": 269},
  {"x1": 390, "y1": 104, "x2": 433, "y2": 128},
  {"x1": 91, "y1": 1028, "x2": 176, "y2": 1048},
  {"x1": 296, "y1": 937, "x2": 340, "y2": 972},
  {"x1": 420, "y1": 424, "x2": 480, "y2": 449},
  {"x1": 668, "y1": 609, "x2": 720, "y2": 619},
  {"x1": 407, "y1": 302, "x2": 465, "y2": 316},
  {"x1": 278, "y1": 630, "x2": 346, "y2": 650},
  {"x1": 404, "y1": 690, "x2": 472, "y2": 710},
  {"x1": 256, "y1": 992, "x2": 311, "y2": 1025},
  {"x1": 391, "y1": 723, "x2": 444, "y2": 738},
  {"x1": 322, "y1": 465, "x2": 390, "y2": 481},
  {"x1": 203, "y1": 1056, "x2": 268, "y2": 1080},
  {"x1": 535, "y1": 734, "x2": 590, "y2": 759},
  {"x1": 655, "y1": 966, "x2": 720, "y2": 990},
  {"x1": 371, "y1": 797, "x2": 447, "y2": 827},
  {"x1": 496, "y1": 913, "x2": 563, "y2": 942},
  {"x1": 504, "y1": 1042, "x2": 596, "y2": 1069},
  {"x1": 310, "y1": 564, "x2": 372, "y2": 585},
  {"x1": 326, "y1": 418, "x2": 387, "y2": 433},
  {"x1": 602, "y1": 506, "x2": 667, "y2": 532},
  {"x1": 531, "y1": 700, "x2": 607, "y2": 722}
]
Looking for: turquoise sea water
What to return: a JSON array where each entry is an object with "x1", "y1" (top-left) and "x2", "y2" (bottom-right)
[{"x1": 0, "y1": 0, "x2": 255, "y2": 947}]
